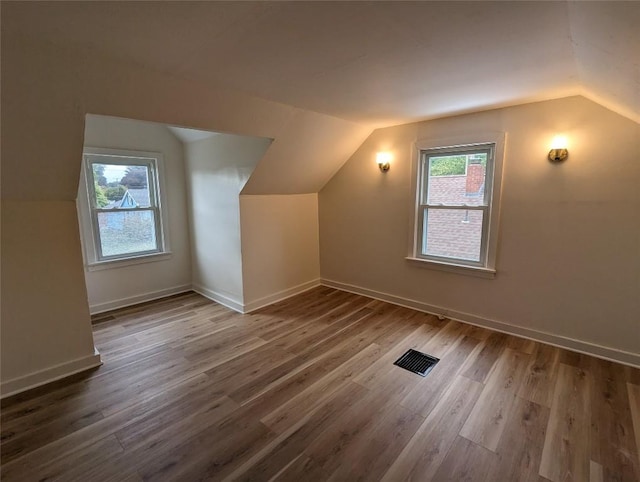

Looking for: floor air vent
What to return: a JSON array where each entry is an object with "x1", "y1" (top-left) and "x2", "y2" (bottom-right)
[{"x1": 394, "y1": 349, "x2": 439, "y2": 377}]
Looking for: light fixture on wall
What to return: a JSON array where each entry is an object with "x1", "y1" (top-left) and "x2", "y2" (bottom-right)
[
  {"x1": 376, "y1": 152, "x2": 391, "y2": 172},
  {"x1": 548, "y1": 136, "x2": 569, "y2": 163}
]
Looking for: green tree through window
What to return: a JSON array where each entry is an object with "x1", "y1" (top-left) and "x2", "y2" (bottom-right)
[{"x1": 429, "y1": 155, "x2": 466, "y2": 176}]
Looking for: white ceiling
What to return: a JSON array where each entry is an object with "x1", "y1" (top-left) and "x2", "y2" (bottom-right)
[{"x1": 2, "y1": 1, "x2": 638, "y2": 126}]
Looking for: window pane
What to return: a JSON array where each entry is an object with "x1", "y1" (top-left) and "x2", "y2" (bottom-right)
[
  {"x1": 427, "y1": 153, "x2": 487, "y2": 206},
  {"x1": 97, "y1": 210, "x2": 158, "y2": 257},
  {"x1": 422, "y1": 209, "x2": 483, "y2": 262},
  {"x1": 91, "y1": 163, "x2": 152, "y2": 209}
]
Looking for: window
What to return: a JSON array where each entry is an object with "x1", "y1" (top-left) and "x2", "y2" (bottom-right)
[
  {"x1": 410, "y1": 134, "x2": 505, "y2": 276},
  {"x1": 79, "y1": 148, "x2": 168, "y2": 265}
]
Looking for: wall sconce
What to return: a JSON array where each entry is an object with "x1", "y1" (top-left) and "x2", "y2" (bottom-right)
[
  {"x1": 548, "y1": 136, "x2": 569, "y2": 163},
  {"x1": 376, "y1": 152, "x2": 391, "y2": 172}
]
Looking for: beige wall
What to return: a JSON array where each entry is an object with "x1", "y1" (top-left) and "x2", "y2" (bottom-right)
[
  {"x1": 0, "y1": 33, "x2": 368, "y2": 392},
  {"x1": 80, "y1": 115, "x2": 192, "y2": 313},
  {"x1": 185, "y1": 134, "x2": 271, "y2": 308},
  {"x1": 320, "y1": 96, "x2": 640, "y2": 360},
  {"x1": 240, "y1": 194, "x2": 320, "y2": 310},
  {"x1": 1, "y1": 201, "x2": 98, "y2": 384},
  {"x1": 2, "y1": 20, "x2": 636, "y2": 396}
]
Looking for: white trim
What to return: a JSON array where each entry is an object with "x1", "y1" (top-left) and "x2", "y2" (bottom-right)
[
  {"x1": 405, "y1": 257, "x2": 496, "y2": 279},
  {"x1": 409, "y1": 132, "x2": 506, "y2": 276},
  {"x1": 91, "y1": 279, "x2": 321, "y2": 316},
  {"x1": 243, "y1": 279, "x2": 321, "y2": 313},
  {"x1": 321, "y1": 278, "x2": 640, "y2": 368},
  {"x1": 90, "y1": 284, "x2": 192, "y2": 315},
  {"x1": 192, "y1": 284, "x2": 245, "y2": 314},
  {"x1": 86, "y1": 251, "x2": 173, "y2": 272},
  {"x1": 1, "y1": 349, "x2": 103, "y2": 399},
  {"x1": 78, "y1": 147, "x2": 171, "y2": 267}
]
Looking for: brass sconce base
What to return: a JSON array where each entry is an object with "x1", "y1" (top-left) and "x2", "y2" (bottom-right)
[
  {"x1": 378, "y1": 162, "x2": 390, "y2": 172},
  {"x1": 548, "y1": 148, "x2": 568, "y2": 162}
]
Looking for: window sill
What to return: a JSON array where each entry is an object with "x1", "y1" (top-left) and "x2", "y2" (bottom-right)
[
  {"x1": 405, "y1": 257, "x2": 496, "y2": 279},
  {"x1": 86, "y1": 251, "x2": 172, "y2": 272}
]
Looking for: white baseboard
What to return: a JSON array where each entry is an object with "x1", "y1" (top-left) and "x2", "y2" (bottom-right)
[
  {"x1": 321, "y1": 278, "x2": 640, "y2": 368},
  {"x1": 243, "y1": 279, "x2": 321, "y2": 313},
  {"x1": 192, "y1": 284, "x2": 245, "y2": 313},
  {"x1": 1, "y1": 348, "x2": 103, "y2": 399},
  {"x1": 193, "y1": 279, "x2": 321, "y2": 314},
  {"x1": 90, "y1": 284, "x2": 193, "y2": 314}
]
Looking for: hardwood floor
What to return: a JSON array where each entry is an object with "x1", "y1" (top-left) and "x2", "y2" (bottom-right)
[{"x1": 1, "y1": 287, "x2": 639, "y2": 481}]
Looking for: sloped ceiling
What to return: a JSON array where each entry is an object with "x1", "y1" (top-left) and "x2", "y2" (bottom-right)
[
  {"x1": 166, "y1": 126, "x2": 219, "y2": 144},
  {"x1": 1, "y1": 2, "x2": 638, "y2": 198},
  {"x1": 2, "y1": 1, "x2": 638, "y2": 126}
]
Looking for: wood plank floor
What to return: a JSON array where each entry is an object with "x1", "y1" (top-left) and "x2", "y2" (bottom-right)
[{"x1": 1, "y1": 287, "x2": 639, "y2": 481}]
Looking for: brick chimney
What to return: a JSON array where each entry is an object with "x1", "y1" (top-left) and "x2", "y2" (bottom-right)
[{"x1": 465, "y1": 163, "x2": 484, "y2": 195}]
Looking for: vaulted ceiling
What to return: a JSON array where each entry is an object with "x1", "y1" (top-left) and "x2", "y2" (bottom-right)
[{"x1": 3, "y1": 1, "x2": 639, "y2": 127}]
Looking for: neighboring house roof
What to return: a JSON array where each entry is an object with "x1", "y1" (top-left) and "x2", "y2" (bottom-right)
[
  {"x1": 105, "y1": 188, "x2": 150, "y2": 209},
  {"x1": 126, "y1": 189, "x2": 150, "y2": 207},
  {"x1": 119, "y1": 190, "x2": 138, "y2": 208}
]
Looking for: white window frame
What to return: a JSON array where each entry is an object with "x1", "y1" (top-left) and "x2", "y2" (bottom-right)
[
  {"x1": 77, "y1": 147, "x2": 171, "y2": 270},
  {"x1": 406, "y1": 133, "x2": 506, "y2": 278}
]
